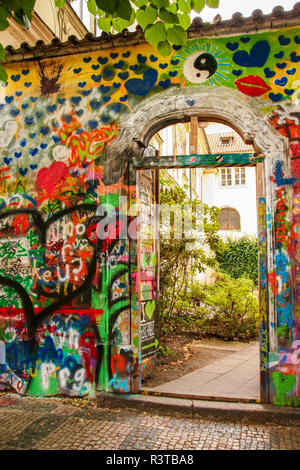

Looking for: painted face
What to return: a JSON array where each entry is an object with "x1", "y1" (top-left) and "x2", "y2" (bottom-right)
[{"x1": 183, "y1": 52, "x2": 218, "y2": 84}]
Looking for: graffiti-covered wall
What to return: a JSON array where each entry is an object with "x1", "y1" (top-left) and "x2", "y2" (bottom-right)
[{"x1": 0, "y1": 19, "x2": 300, "y2": 405}]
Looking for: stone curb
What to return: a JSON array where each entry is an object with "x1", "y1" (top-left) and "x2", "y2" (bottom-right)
[{"x1": 96, "y1": 392, "x2": 300, "y2": 426}]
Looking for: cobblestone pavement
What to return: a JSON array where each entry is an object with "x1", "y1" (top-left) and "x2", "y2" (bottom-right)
[{"x1": 0, "y1": 393, "x2": 299, "y2": 450}]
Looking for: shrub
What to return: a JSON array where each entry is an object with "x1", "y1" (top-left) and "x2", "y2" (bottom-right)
[{"x1": 216, "y1": 236, "x2": 258, "y2": 286}]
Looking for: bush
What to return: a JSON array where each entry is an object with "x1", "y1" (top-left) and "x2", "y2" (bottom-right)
[
  {"x1": 216, "y1": 236, "x2": 258, "y2": 286},
  {"x1": 160, "y1": 272, "x2": 259, "y2": 342}
]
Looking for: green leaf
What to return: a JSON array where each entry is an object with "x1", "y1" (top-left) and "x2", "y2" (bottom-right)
[
  {"x1": 55, "y1": 0, "x2": 66, "y2": 6},
  {"x1": 159, "y1": 7, "x2": 178, "y2": 24},
  {"x1": 178, "y1": 12, "x2": 190, "y2": 29},
  {"x1": 206, "y1": 0, "x2": 219, "y2": 8},
  {"x1": 95, "y1": 0, "x2": 118, "y2": 15},
  {"x1": 0, "y1": 43, "x2": 4, "y2": 61},
  {"x1": 168, "y1": 3, "x2": 178, "y2": 13},
  {"x1": 112, "y1": 9, "x2": 135, "y2": 32},
  {"x1": 157, "y1": 40, "x2": 171, "y2": 56},
  {"x1": 0, "y1": 6, "x2": 9, "y2": 30},
  {"x1": 97, "y1": 15, "x2": 112, "y2": 33},
  {"x1": 151, "y1": 0, "x2": 169, "y2": 8},
  {"x1": 133, "y1": 0, "x2": 148, "y2": 6},
  {"x1": 144, "y1": 21, "x2": 166, "y2": 48},
  {"x1": 116, "y1": 0, "x2": 133, "y2": 21},
  {"x1": 0, "y1": 66, "x2": 7, "y2": 84},
  {"x1": 178, "y1": 0, "x2": 191, "y2": 13},
  {"x1": 191, "y1": 0, "x2": 205, "y2": 13},
  {"x1": 87, "y1": 0, "x2": 98, "y2": 15},
  {"x1": 166, "y1": 24, "x2": 187, "y2": 45},
  {"x1": 136, "y1": 6, "x2": 157, "y2": 30}
]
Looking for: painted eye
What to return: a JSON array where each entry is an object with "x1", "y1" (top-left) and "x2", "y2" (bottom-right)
[{"x1": 183, "y1": 52, "x2": 218, "y2": 84}]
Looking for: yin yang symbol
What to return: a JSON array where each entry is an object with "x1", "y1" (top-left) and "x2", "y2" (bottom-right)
[{"x1": 183, "y1": 52, "x2": 218, "y2": 84}]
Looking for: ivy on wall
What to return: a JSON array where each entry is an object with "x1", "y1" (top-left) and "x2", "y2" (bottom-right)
[{"x1": 216, "y1": 236, "x2": 258, "y2": 286}]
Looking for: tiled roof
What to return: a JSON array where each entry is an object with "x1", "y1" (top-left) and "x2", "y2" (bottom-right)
[
  {"x1": 4, "y1": 3, "x2": 300, "y2": 63},
  {"x1": 207, "y1": 132, "x2": 254, "y2": 154}
]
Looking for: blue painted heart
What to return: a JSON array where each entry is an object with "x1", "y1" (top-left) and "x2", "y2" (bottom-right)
[
  {"x1": 40, "y1": 126, "x2": 50, "y2": 136},
  {"x1": 274, "y1": 51, "x2": 284, "y2": 59},
  {"x1": 286, "y1": 68, "x2": 296, "y2": 75},
  {"x1": 233, "y1": 41, "x2": 270, "y2": 67},
  {"x1": 120, "y1": 95, "x2": 128, "y2": 102},
  {"x1": 172, "y1": 45, "x2": 182, "y2": 51},
  {"x1": 71, "y1": 96, "x2": 82, "y2": 105},
  {"x1": 137, "y1": 54, "x2": 147, "y2": 63},
  {"x1": 171, "y1": 59, "x2": 179, "y2": 65},
  {"x1": 240, "y1": 37, "x2": 250, "y2": 43},
  {"x1": 113, "y1": 60, "x2": 125, "y2": 69},
  {"x1": 10, "y1": 109, "x2": 19, "y2": 117},
  {"x1": 269, "y1": 92, "x2": 283, "y2": 102},
  {"x1": 278, "y1": 35, "x2": 291, "y2": 46},
  {"x1": 274, "y1": 76, "x2": 288, "y2": 87},
  {"x1": 29, "y1": 147, "x2": 39, "y2": 157},
  {"x1": 88, "y1": 120, "x2": 98, "y2": 129},
  {"x1": 232, "y1": 70, "x2": 242, "y2": 77},
  {"x1": 159, "y1": 79, "x2": 170, "y2": 89},
  {"x1": 113, "y1": 82, "x2": 121, "y2": 89},
  {"x1": 4, "y1": 157, "x2": 13, "y2": 165},
  {"x1": 291, "y1": 52, "x2": 300, "y2": 62},
  {"x1": 22, "y1": 69, "x2": 29, "y2": 75},
  {"x1": 29, "y1": 164, "x2": 37, "y2": 170},
  {"x1": 91, "y1": 74, "x2": 102, "y2": 82},
  {"x1": 111, "y1": 53, "x2": 118, "y2": 59},
  {"x1": 264, "y1": 67, "x2": 276, "y2": 78},
  {"x1": 92, "y1": 64, "x2": 100, "y2": 70},
  {"x1": 83, "y1": 57, "x2": 91, "y2": 63},
  {"x1": 226, "y1": 42, "x2": 239, "y2": 51},
  {"x1": 284, "y1": 89, "x2": 295, "y2": 96},
  {"x1": 118, "y1": 72, "x2": 129, "y2": 80},
  {"x1": 14, "y1": 152, "x2": 22, "y2": 158},
  {"x1": 125, "y1": 69, "x2": 158, "y2": 97},
  {"x1": 19, "y1": 168, "x2": 27, "y2": 176},
  {"x1": 15, "y1": 91, "x2": 23, "y2": 97},
  {"x1": 122, "y1": 51, "x2": 130, "y2": 58},
  {"x1": 150, "y1": 55, "x2": 158, "y2": 62},
  {"x1": 78, "y1": 81, "x2": 86, "y2": 88},
  {"x1": 99, "y1": 85, "x2": 110, "y2": 94},
  {"x1": 73, "y1": 68, "x2": 82, "y2": 74},
  {"x1": 276, "y1": 62, "x2": 287, "y2": 69},
  {"x1": 24, "y1": 82, "x2": 32, "y2": 87},
  {"x1": 97, "y1": 57, "x2": 108, "y2": 65},
  {"x1": 11, "y1": 74, "x2": 20, "y2": 82},
  {"x1": 47, "y1": 104, "x2": 57, "y2": 113},
  {"x1": 186, "y1": 99, "x2": 195, "y2": 107},
  {"x1": 89, "y1": 99, "x2": 101, "y2": 110},
  {"x1": 159, "y1": 63, "x2": 168, "y2": 69},
  {"x1": 169, "y1": 71, "x2": 178, "y2": 77}
]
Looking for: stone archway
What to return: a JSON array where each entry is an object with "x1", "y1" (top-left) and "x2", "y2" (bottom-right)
[{"x1": 105, "y1": 86, "x2": 292, "y2": 401}]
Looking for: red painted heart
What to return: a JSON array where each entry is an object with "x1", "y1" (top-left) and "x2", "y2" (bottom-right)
[{"x1": 36, "y1": 161, "x2": 68, "y2": 194}]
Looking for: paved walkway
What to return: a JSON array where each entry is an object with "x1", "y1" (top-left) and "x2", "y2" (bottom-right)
[
  {"x1": 0, "y1": 393, "x2": 299, "y2": 450},
  {"x1": 145, "y1": 341, "x2": 259, "y2": 401}
]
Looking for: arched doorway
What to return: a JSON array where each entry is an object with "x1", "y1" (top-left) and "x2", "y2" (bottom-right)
[{"x1": 104, "y1": 86, "x2": 291, "y2": 403}]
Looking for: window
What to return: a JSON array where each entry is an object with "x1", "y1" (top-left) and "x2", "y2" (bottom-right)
[
  {"x1": 235, "y1": 167, "x2": 246, "y2": 185},
  {"x1": 219, "y1": 136, "x2": 233, "y2": 145},
  {"x1": 220, "y1": 168, "x2": 246, "y2": 187},
  {"x1": 220, "y1": 168, "x2": 232, "y2": 186},
  {"x1": 218, "y1": 208, "x2": 241, "y2": 231}
]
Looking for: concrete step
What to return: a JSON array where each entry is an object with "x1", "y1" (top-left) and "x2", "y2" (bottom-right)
[{"x1": 96, "y1": 391, "x2": 300, "y2": 427}]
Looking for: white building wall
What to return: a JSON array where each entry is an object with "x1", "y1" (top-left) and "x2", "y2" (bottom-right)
[{"x1": 202, "y1": 167, "x2": 257, "y2": 238}]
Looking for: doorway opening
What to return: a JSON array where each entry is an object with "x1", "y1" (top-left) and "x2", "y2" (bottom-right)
[{"x1": 138, "y1": 119, "x2": 261, "y2": 403}]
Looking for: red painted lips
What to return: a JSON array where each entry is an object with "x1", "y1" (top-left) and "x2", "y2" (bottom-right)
[{"x1": 234, "y1": 75, "x2": 271, "y2": 97}]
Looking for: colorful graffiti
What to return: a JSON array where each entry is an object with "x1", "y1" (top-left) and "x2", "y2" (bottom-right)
[{"x1": 0, "y1": 24, "x2": 299, "y2": 404}]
